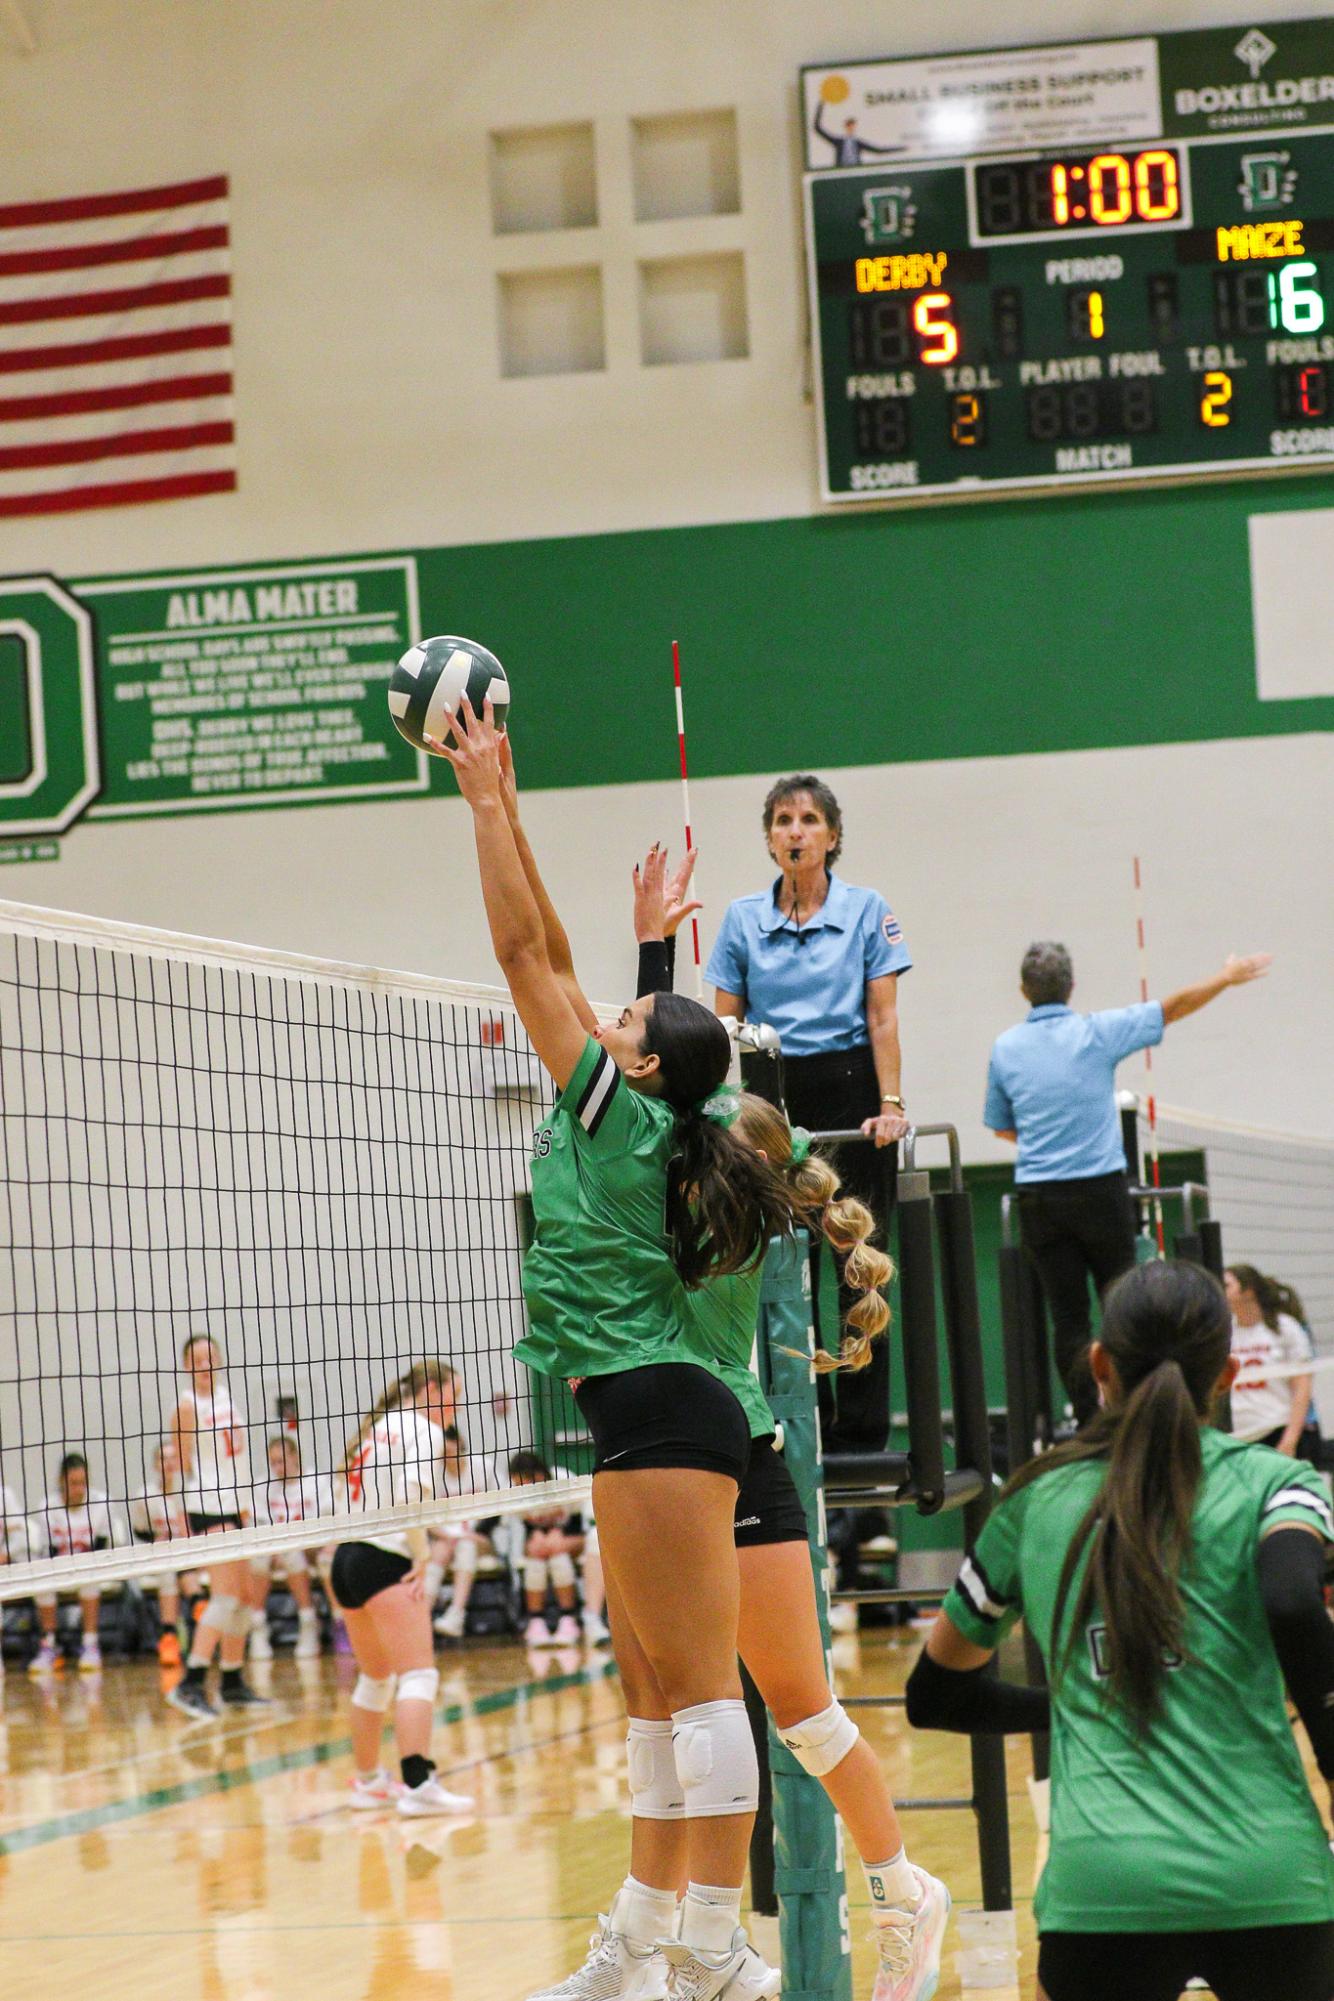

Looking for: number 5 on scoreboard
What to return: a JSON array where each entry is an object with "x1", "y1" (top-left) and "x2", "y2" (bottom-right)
[
  {"x1": 1200, "y1": 369, "x2": 1233, "y2": 428},
  {"x1": 913, "y1": 292, "x2": 959, "y2": 365}
]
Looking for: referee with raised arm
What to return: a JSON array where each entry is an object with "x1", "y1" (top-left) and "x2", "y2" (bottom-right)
[
  {"x1": 707, "y1": 773, "x2": 910, "y2": 1459},
  {"x1": 985, "y1": 939, "x2": 1272, "y2": 1424}
]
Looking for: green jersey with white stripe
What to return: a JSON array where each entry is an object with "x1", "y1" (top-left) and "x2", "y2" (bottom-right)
[
  {"x1": 517, "y1": 1038, "x2": 726, "y2": 1386},
  {"x1": 945, "y1": 1428, "x2": 1334, "y2": 1933}
]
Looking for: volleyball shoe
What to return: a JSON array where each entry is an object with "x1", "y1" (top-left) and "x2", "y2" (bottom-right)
[
  {"x1": 870, "y1": 1866, "x2": 951, "y2": 2001},
  {"x1": 659, "y1": 1932, "x2": 780, "y2": 1998},
  {"x1": 524, "y1": 1917, "x2": 668, "y2": 1999}
]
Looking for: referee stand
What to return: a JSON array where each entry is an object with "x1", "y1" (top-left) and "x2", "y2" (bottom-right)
[{"x1": 752, "y1": 1127, "x2": 1016, "y2": 1996}]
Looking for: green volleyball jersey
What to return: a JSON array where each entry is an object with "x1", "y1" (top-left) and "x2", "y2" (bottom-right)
[
  {"x1": 944, "y1": 1429, "x2": 1334, "y2": 1933},
  {"x1": 681, "y1": 1267, "x2": 773, "y2": 1441},
  {"x1": 517, "y1": 1038, "x2": 723, "y2": 1384}
]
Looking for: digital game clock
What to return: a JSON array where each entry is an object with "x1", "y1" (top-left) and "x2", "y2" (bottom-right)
[{"x1": 802, "y1": 20, "x2": 1334, "y2": 504}]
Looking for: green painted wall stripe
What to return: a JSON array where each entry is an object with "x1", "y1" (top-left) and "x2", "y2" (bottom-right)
[
  {"x1": 72, "y1": 472, "x2": 1334, "y2": 808},
  {"x1": 0, "y1": 1659, "x2": 618, "y2": 1859}
]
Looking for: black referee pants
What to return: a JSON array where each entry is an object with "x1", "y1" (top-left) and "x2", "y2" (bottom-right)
[
  {"x1": 1017, "y1": 1169, "x2": 1137, "y2": 1426},
  {"x1": 783, "y1": 1044, "x2": 895, "y2": 1455}
]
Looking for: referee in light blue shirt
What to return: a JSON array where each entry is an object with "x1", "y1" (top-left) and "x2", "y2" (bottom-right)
[
  {"x1": 985, "y1": 939, "x2": 1272, "y2": 1422},
  {"x1": 707, "y1": 773, "x2": 911, "y2": 1454}
]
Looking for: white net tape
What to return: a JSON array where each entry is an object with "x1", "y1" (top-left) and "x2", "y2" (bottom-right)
[{"x1": 0, "y1": 899, "x2": 595, "y2": 1600}]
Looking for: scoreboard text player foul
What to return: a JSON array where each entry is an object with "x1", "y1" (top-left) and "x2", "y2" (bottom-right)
[{"x1": 802, "y1": 16, "x2": 1334, "y2": 503}]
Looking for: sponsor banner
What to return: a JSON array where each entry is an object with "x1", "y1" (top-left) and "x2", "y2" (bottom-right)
[
  {"x1": 803, "y1": 18, "x2": 1334, "y2": 171},
  {"x1": 1160, "y1": 18, "x2": 1334, "y2": 140},
  {"x1": 802, "y1": 39, "x2": 1161, "y2": 169}
]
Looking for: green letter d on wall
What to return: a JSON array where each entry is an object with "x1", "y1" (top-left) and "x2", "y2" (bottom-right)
[{"x1": 0, "y1": 577, "x2": 100, "y2": 835}]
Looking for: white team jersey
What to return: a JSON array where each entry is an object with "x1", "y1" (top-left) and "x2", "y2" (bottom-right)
[
  {"x1": 129, "y1": 1482, "x2": 189, "y2": 1543},
  {"x1": 1231, "y1": 1311, "x2": 1315, "y2": 1441},
  {"x1": 1, "y1": 1485, "x2": 34, "y2": 1564},
  {"x1": 38, "y1": 1492, "x2": 124, "y2": 1561},
  {"x1": 179, "y1": 1384, "x2": 251, "y2": 1517},
  {"x1": 345, "y1": 1409, "x2": 445, "y2": 1555},
  {"x1": 258, "y1": 1473, "x2": 329, "y2": 1526}
]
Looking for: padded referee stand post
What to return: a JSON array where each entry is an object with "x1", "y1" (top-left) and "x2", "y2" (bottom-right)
[{"x1": 756, "y1": 1231, "x2": 855, "y2": 2001}]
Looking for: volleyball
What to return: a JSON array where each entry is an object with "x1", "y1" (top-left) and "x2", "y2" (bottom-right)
[
  {"x1": 820, "y1": 73, "x2": 851, "y2": 104},
  {"x1": 387, "y1": 635, "x2": 511, "y2": 754}
]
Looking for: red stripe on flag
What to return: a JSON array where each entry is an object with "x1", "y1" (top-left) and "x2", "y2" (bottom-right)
[
  {"x1": 0, "y1": 273, "x2": 231, "y2": 327},
  {"x1": 0, "y1": 372, "x2": 232, "y2": 421},
  {"x1": 0, "y1": 468, "x2": 236, "y2": 516},
  {"x1": 0, "y1": 225, "x2": 228, "y2": 278},
  {"x1": 0, "y1": 420, "x2": 234, "y2": 471},
  {"x1": 0, "y1": 176, "x2": 228, "y2": 231},
  {"x1": 0, "y1": 323, "x2": 231, "y2": 374}
]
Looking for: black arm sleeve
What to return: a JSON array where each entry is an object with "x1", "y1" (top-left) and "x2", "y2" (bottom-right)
[
  {"x1": 636, "y1": 935, "x2": 676, "y2": 1000},
  {"x1": 905, "y1": 1647, "x2": 1051, "y2": 1736},
  {"x1": 1258, "y1": 1525, "x2": 1334, "y2": 1781}
]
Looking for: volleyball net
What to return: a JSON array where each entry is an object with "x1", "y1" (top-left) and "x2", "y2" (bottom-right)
[
  {"x1": 1139, "y1": 1096, "x2": 1334, "y2": 1388},
  {"x1": 0, "y1": 898, "x2": 592, "y2": 1601}
]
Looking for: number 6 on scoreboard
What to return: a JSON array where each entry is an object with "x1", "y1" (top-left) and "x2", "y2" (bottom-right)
[{"x1": 1200, "y1": 369, "x2": 1233, "y2": 429}]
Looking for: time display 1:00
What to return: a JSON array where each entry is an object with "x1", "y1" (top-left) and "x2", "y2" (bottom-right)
[{"x1": 973, "y1": 149, "x2": 1184, "y2": 239}]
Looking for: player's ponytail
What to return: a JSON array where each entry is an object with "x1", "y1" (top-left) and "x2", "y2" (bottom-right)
[
  {"x1": 641, "y1": 994, "x2": 798, "y2": 1285},
  {"x1": 1007, "y1": 1259, "x2": 1232, "y2": 1732},
  {"x1": 344, "y1": 1359, "x2": 457, "y2": 1475},
  {"x1": 732, "y1": 1093, "x2": 892, "y2": 1370}
]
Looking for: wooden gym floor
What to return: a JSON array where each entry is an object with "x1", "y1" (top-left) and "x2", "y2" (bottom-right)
[{"x1": 0, "y1": 1621, "x2": 1246, "y2": 2001}]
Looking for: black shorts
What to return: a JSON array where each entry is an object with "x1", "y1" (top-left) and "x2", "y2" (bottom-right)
[
  {"x1": 575, "y1": 1363, "x2": 749, "y2": 1482},
  {"x1": 733, "y1": 1436, "x2": 809, "y2": 1548},
  {"x1": 186, "y1": 1511, "x2": 243, "y2": 1534},
  {"x1": 329, "y1": 1541, "x2": 412, "y2": 1610},
  {"x1": 1038, "y1": 1922, "x2": 1334, "y2": 2001}
]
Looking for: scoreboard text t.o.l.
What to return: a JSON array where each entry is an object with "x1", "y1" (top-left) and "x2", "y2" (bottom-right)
[{"x1": 802, "y1": 20, "x2": 1334, "y2": 504}]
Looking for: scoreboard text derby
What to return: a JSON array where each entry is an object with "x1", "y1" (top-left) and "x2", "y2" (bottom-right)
[{"x1": 802, "y1": 18, "x2": 1334, "y2": 502}]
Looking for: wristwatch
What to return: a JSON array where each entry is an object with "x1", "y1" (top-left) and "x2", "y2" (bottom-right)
[{"x1": 881, "y1": 1094, "x2": 905, "y2": 1109}]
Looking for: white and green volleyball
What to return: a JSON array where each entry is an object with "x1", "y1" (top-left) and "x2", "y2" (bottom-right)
[{"x1": 387, "y1": 635, "x2": 510, "y2": 754}]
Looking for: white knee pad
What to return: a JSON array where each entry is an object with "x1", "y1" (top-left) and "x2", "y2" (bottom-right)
[
  {"x1": 548, "y1": 1550, "x2": 576, "y2": 1590},
  {"x1": 523, "y1": 1557, "x2": 549, "y2": 1594},
  {"x1": 201, "y1": 1592, "x2": 247, "y2": 1638},
  {"x1": 352, "y1": 1673, "x2": 396, "y2": 1713},
  {"x1": 396, "y1": 1666, "x2": 439, "y2": 1706},
  {"x1": 453, "y1": 1537, "x2": 478, "y2": 1575},
  {"x1": 249, "y1": 1555, "x2": 273, "y2": 1579},
  {"x1": 671, "y1": 1699, "x2": 759, "y2": 1818},
  {"x1": 777, "y1": 1700, "x2": 860, "y2": 1778},
  {"x1": 584, "y1": 1524, "x2": 599, "y2": 1557},
  {"x1": 626, "y1": 1717, "x2": 685, "y2": 1819},
  {"x1": 35, "y1": 1593, "x2": 56, "y2": 1611},
  {"x1": 282, "y1": 1550, "x2": 310, "y2": 1577}
]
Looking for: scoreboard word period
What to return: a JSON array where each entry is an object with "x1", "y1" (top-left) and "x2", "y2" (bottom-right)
[{"x1": 802, "y1": 17, "x2": 1334, "y2": 504}]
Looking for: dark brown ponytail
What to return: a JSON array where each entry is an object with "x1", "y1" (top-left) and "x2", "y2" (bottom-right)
[
  {"x1": 1006, "y1": 1259, "x2": 1231, "y2": 1732},
  {"x1": 641, "y1": 994, "x2": 798, "y2": 1286}
]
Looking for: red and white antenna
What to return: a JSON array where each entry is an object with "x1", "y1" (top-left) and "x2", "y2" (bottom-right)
[
  {"x1": 1133, "y1": 855, "x2": 1165, "y2": 1255},
  {"x1": 672, "y1": 639, "x2": 704, "y2": 1000}
]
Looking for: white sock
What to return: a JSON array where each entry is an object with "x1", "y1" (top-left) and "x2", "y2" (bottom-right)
[
  {"x1": 423, "y1": 1560, "x2": 445, "y2": 1604},
  {"x1": 864, "y1": 1848, "x2": 920, "y2": 1916},
  {"x1": 680, "y1": 1882, "x2": 742, "y2": 1955},
  {"x1": 613, "y1": 1875, "x2": 679, "y2": 1949}
]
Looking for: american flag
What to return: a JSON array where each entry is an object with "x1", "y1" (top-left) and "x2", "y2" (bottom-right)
[{"x1": 0, "y1": 173, "x2": 235, "y2": 518}]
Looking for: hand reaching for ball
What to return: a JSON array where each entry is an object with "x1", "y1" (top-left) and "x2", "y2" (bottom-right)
[
  {"x1": 425, "y1": 696, "x2": 505, "y2": 809},
  {"x1": 633, "y1": 842, "x2": 702, "y2": 943}
]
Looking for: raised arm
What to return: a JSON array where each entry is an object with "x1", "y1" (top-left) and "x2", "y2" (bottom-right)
[
  {"x1": 1161, "y1": 952, "x2": 1271, "y2": 1025},
  {"x1": 633, "y1": 842, "x2": 700, "y2": 997},
  {"x1": 497, "y1": 732, "x2": 599, "y2": 1035},
  {"x1": 430, "y1": 700, "x2": 589, "y2": 1090}
]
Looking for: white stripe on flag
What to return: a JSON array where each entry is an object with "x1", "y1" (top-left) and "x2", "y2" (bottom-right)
[
  {"x1": 0, "y1": 395, "x2": 234, "y2": 448},
  {"x1": 0, "y1": 296, "x2": 233, "y2": 356},
  {"x1": 0, "y1": 246, "x2": 231, "y2": 311},
  {"x1": 0, "y1": 442, "x2": 235, "y2": 500},
  {"x1": 0, "y1": 344, "x2": 232, "y2": 403},
  {"x1": 0, "y1": 199, "x2": 230, "y2": 255}
]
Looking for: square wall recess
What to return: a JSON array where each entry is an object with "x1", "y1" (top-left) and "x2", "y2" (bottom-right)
[
  {"x1": 631, "y1": 108, "x2": 739, "y2": 222},
  {"x1": 639, "y1": 251, "x2": 747, "y2": 366},
  {"x1": 498, "y1": 264, "x2": 605, "y2": 378},
  {"x1": 489, "y1": 122, "x2": 597, "y2": 234}
]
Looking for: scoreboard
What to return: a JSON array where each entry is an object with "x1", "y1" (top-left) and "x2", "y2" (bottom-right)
[{"x1": 803, "y1": 27, "x2": 1334, "y2": 503}]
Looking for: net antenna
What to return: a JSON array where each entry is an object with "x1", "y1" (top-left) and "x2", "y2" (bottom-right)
[
  {"x1": 672, "y1": 639, "x2": 704, "y2": 1001},
  {"x1": 1133, "y1": 855, "x2": 1165, "y2": 1254},
  {"x1": 0, "y1": 898, "x2": 593, "y2": 1602}
]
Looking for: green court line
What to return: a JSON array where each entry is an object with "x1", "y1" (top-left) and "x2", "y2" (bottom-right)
[{"x1": 0, "y1": 1659, "x2": 619, "y2": 1860}]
